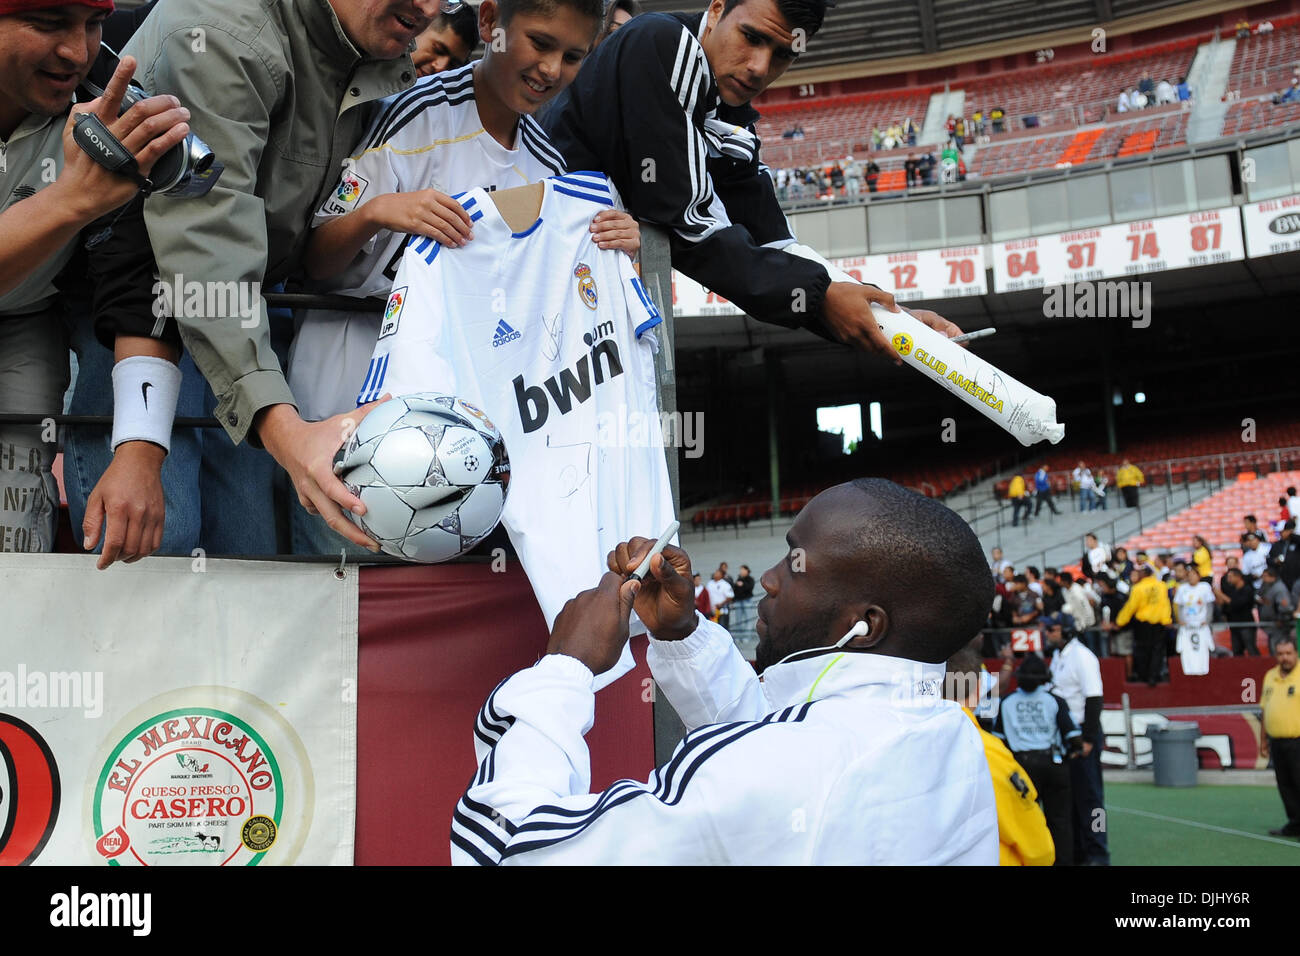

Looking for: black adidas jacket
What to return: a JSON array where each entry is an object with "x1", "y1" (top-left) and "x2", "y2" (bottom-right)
[{"x1": 543, "y1": 12, "x2": 833, "y2": 337}]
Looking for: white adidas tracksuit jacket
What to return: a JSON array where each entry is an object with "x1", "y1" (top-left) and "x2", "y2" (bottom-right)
[{"x1": 451, "y1": 615, "x2": 998, "y2": 865}]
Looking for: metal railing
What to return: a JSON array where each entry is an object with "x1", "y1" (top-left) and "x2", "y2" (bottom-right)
[
  {"x1": 997, "y1": 445, "x2": 1300, "y2": 492},
  {"x1": 1004, "y1": 479, "x2": 1221, "y2": 571},
  {"x1": 980, "y1": 618, "x2": 1291, "y2": 655},
  {"x1": 3, "y1": 225, "x2": 685, "y2": 562}
]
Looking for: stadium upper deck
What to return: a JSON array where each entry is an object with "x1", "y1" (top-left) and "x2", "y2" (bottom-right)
[{"x1": 729, "y1": 2, "x2": 1300, "y2": 186}]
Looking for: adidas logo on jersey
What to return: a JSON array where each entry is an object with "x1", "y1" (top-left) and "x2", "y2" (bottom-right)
[
  {"x1": 514, "y1": 338, "x2": 623, "y2": 434},
  {"x1": 492, "y1": 319, "x2": 521, "y2": 348}
]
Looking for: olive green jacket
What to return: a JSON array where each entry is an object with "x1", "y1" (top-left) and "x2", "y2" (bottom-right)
[{"x1": 125, "y1": 0, "x2": 415, "y2": 442}]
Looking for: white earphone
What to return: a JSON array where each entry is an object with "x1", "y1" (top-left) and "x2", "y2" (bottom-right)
[
  {"x1": 766, "y1": 620, "x2": 873, "y2": 672},
  {"x1": 834, "y1": 620, "x2": 870, "y2": 648}
]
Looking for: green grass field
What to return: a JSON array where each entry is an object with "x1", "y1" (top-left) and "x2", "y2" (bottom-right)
[{"x1": 1108, "y1": 783, "x2": 1300, "y2": 865}]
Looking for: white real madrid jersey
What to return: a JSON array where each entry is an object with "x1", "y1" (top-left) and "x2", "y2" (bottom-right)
[
  {"x1": 359, "y1": 172, "x2": 675, "y2": 685},
  {"x1": 1175, "y1": 581, "x2": 1215, "y2": 676},
  {"x1": 1174, "y1": 581, "x2": 1214, "y2": 628},
  {"x1": 288, "y1": 63, "x2": 566, "y2": 422}
]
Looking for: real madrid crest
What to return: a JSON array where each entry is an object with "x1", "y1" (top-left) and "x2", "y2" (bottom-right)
[{"x1": 575, "y1": 262, "x2": 598, "y2": 310}]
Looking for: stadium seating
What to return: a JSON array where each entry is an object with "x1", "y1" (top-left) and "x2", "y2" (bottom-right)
[
  {"x1": 968, "y1": 109, "x2": 1189, "y2": 178},
  {"x1": 992, "y1": 421, "x2": 1300, "y2": 499},
  {"x1": 1121, "y1": 470, "x2": 1300, "y2": 583},
  {"x1": 689, "y1": 455, "x2": 1002, "y2": 528},
  {"x1": 1221, "y1": 96, "x2": 1300, "y2": 137},
  {"x1": 1115, "y1": 127, "x2": 1160, "y2": 157},
  {"x1": 758, "y1": 21, "x2": 1300, "y2": 186},
  {"x1": 1224, "y1": 17, "x2": 1300, "y2": 96},
  {"x1": 961, "y1": 42, "x2": 1198, "y2": 133},
  {"x1": 756, "y1": 90, "x2": 935, "y2": 169},
  {"x1": 1057, "y1": 128, "x2": 1105, "y2": 165}
]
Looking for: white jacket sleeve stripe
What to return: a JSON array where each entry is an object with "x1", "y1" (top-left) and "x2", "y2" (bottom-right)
[
  {"x1": 520, "y1": 714, "x2": 766, "y2": 822},
  {"x1": 494, "y1": 703, "x2": 816, "y2": 862},
  {"x1": 473, "y1": 679, "x2": 514, "y2": 743},
  {"x1": 450, "y1": 791, "x2": 522, "y2": 865}
]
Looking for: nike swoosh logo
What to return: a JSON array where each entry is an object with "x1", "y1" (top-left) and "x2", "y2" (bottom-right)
[{"x1": 141, "y1": 381, "x2": 153, "y2": 410}]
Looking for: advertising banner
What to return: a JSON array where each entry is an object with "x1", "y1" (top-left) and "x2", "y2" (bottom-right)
[{"x1": 0, "y1": 555, "x2": 357, "y2": 866}]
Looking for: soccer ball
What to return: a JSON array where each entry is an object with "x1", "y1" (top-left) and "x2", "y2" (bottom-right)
[{"x1": 334, "y1": 393, "x2": 510, "y2": 562}]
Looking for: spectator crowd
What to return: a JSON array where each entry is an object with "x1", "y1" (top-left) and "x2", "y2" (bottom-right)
[{"x1": 988, "y1": 495, "x2": 1300, "y2": 686}]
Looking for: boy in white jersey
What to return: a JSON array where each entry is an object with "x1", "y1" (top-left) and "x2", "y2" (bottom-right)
[
  {"x1": 288, "y1": 0, "x2": 637, "y2": 551},
  {"x1": 1174, "y1": 565, "x2": 1215, "y2": 676}
]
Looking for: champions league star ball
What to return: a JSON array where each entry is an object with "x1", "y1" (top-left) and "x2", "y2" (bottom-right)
[{"x1": 334, "y1": 393, "x2": 510, "y2": 562}]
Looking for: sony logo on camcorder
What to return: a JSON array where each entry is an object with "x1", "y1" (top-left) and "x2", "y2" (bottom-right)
[{"x1": 85, "y1": 130, "x2": 114, "y2": 156}]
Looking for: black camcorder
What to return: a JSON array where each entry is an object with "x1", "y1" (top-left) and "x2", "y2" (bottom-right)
[{"x1": 74, "y1": 43, "x2": 222, "y2": 199}]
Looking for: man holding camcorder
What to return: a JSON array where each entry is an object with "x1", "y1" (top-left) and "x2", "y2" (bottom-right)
[
  {"x1": 122, "y1": 0, "x2": 433, "y2": 553},
  {"x1": 0, "y1": 0, "x2": 189, "y2": 555}
]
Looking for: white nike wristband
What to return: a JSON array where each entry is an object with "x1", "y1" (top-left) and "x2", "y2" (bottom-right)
[{"x1": 111, "y1": 355, "x2": 182, "y2": 453}]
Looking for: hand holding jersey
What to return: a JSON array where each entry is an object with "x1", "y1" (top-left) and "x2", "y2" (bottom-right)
[
  {"x1": 383, "y1": 189, "x2": 477, "y2": 248},
  {"x1": 588, "y1": 208, "x2": 641, "y2": 256}
]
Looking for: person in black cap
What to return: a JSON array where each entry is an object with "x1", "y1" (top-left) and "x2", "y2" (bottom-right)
[
  {"x1": 1269, "y1": 520, "x2": 1300, "y2": 591},
  {"x1": 995, "y1": 654, "x2": 1082, "y2": 864}
]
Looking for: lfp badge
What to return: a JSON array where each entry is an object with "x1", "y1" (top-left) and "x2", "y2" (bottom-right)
[
  {"x1": 336, "y1": 171, "x2": 368, "y2": 207},
  {"x1": 380, "y1": 286, "x2": 406, "y2": 338}
]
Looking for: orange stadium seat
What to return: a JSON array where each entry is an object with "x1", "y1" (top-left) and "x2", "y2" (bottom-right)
[{"x1": 1057, "y1": 128, "x2": 1104, "y2": 165}]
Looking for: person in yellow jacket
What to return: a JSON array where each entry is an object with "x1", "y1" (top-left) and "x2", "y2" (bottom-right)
[
  {"x1": 1116, "y1": 460, "x2": 1144, "y2": 508},
  {"x1": 1191, "y1": 535, "x2": 1214, "y2": 580},
  {"x1": 947, "y1": 644, "x2": 1055, "y2": 865},
  {"x1": 1116, "y1": 564, "x2": 1173, "y2": 687},
  {"x1": 1008, "y1": 474, "x2": 1030, "y2": 527}
]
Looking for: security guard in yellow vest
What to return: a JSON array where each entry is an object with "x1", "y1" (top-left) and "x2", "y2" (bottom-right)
[
  {"x1": 1117, "y1": 564, "x2": 1173, "y2": 686},
  {"x1": 1262, "y1": 636, "x2": 1300, "y2": 837},
  {"x1": 948, "y1": 645, "x2": 1054, "y2": 865},
  {"x1": 1009, "y1": 473, "x2": 1030, "y2": 527}
]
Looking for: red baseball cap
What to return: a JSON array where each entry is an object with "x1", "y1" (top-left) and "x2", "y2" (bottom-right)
[{"x1": 0, "y1": 0, "x2": 114, "y2": 13}]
